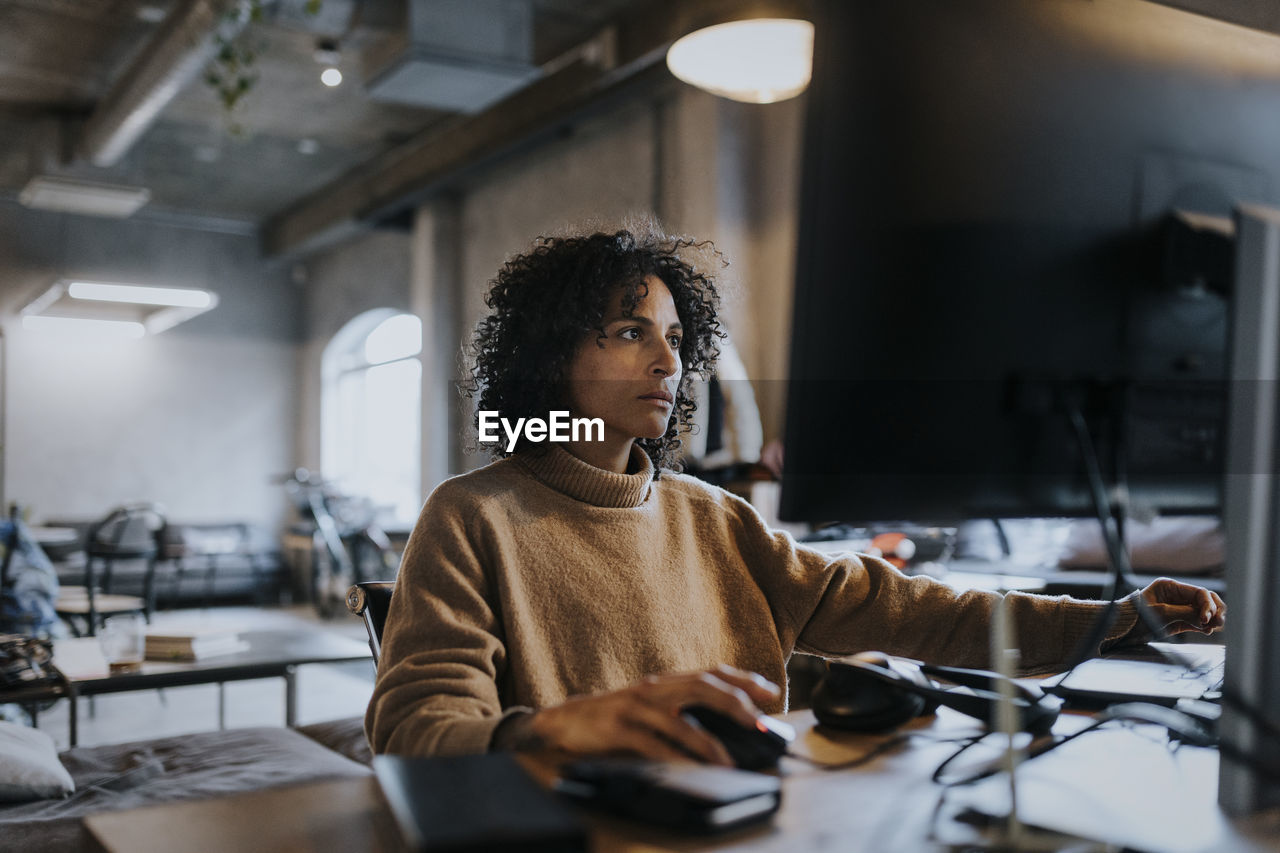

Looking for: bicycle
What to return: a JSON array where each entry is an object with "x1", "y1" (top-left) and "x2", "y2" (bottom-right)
[{"x1": 279, "y1": 469, "x2": 398, "y2": 618}]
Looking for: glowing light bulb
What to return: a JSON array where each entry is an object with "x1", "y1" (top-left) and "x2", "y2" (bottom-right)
[{"x1": 667, "y1": 19, "x2": 813, "y2": 104}]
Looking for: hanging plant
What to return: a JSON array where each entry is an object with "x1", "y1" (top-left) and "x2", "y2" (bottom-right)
[{"x1": 203, "y1": 0, "x2": 323, "y2": 132}]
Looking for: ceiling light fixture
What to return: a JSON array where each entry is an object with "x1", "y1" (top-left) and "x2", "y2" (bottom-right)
[
  {"x1": 666, "y1": 18, "x2": 814, "y2": 104},
  {"x1": 21, "y1": 316, "x2": 146, "y2": 339},
  {"x1": 315, "y1": 37, "x2": 343, "y2": 88},
  {"x1": 67, "y1": 282, "x2": 213, "y2": 308},
  {"x1": 21, "y1": 280, "x2": 219, "y2": 337},
  {"x1": 18, "y1": 176, "x2": 151, "y2": 218}
]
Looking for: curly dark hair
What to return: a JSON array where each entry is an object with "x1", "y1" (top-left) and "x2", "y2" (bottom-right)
[{"x1": 464, "y1": 223, "x2": 724, "y2": 474}]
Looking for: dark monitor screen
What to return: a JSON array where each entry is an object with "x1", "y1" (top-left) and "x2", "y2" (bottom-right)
[{"x1": 780, "y1": 0, "x2": 1280, "y2": 524}]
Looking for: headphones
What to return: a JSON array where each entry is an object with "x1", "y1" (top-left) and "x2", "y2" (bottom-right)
[{"x1": 810, "y1": 651, "x2": 1061, "y2": 736}]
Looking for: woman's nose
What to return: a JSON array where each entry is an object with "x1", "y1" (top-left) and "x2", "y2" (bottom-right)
[{"x1": 651, "y1": 342, "x2": 680, "y2": 377}]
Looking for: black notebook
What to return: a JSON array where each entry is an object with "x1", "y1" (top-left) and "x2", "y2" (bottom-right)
[
  {"x1": 372, "y1": 753, "x2": 588, "y2": 852},
  {"x1": 556, "y1": 758, "x2": 782, "y2": 833}
]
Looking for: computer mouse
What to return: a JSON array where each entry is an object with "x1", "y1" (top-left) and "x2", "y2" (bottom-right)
[{"x1": 681, "y1": 705, "x2": 795, "y2": 770}]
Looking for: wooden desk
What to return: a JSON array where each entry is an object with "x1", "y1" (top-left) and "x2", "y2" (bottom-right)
[
  {"x1": 84, "y1": 710, "x2": 1280, "y2": 853},
  {"x1": 83, "y1": 777, "x2": 404, "y2": 853}
]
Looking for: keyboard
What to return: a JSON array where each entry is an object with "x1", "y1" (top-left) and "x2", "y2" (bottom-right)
[
  {"x1": 1174, "y1": 658, "x2": 1224, "y2": 693},
  {"x1": 1045, "y1": 643, "x2": 1226, "y2": 708}
]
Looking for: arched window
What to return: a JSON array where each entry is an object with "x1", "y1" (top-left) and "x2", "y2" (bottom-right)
[{"x1": 321, "y1": 310, "x2": 422, "y2": 525}]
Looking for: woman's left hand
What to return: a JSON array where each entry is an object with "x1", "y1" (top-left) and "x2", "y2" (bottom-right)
[{"x1": 1138, "y1": 577, "x2": 1226, "y2": 636}]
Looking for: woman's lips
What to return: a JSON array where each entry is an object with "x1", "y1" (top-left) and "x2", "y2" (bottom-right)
[{"x1": 640, "y1": 390, "x2": 674, "y2": 406}]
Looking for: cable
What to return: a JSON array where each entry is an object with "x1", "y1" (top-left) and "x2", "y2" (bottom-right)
[
  {"x1": 934, "y1": 702, "x2": 1280, "y2": 790},
  {"x1": 990, "y1": 518, "x2": 1012, "y2": 559},
  {"x1": 1062, "y1": 395, "x2": 1280, "y2": 759},
  {"x1": 1057, "y1": 399, "x2": 1170, "y2": 681},
  {"x1": 929, "y1": 733, "x2": 994, "y2": 784}
]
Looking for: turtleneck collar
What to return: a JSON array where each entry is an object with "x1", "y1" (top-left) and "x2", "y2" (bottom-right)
[{"x1": 516, "y1": 443, "x2": 654, "y2": 508}]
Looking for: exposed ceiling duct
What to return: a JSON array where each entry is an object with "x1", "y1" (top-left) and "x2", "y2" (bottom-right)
[
  {"x1": 268, "y1": 0, "x2": 364, "y2": 36},
  {"x1": 77, "y1": 0, "x2": 246, "y2": 168},
  {"x1": 264, "y1": 0, "x2": 814, "y2": 256},
  {"x1": 364, "y1": 0, "x2": 542, "y2": 114}
]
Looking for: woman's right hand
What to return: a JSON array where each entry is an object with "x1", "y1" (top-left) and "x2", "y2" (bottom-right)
[{"x1": 513, "y1": 665, "x2": 781, "y2": 766}]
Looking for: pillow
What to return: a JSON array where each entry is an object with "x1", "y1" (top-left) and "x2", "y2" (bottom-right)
[
  {"x1": 0, "y1": 721, "x2": 74, "y2": 802},
  {"x1": 1057, "y1": 516, "x2": 1225, "y2": 575}
]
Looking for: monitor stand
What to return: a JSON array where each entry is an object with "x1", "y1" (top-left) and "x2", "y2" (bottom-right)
[{"x1": 1220, "y1": 203, "x2": 1280, "y2": 814}]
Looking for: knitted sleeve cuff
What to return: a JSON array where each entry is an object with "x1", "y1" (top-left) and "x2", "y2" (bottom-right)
[
  {"x1": 1058, "y1": 591, "x2": 1143, "y2": 660},
  {"x1": 1100, "y1": 591, "x2": 1152, "y2": 650},
  {"x1": 412, "y1": 710, "x2": 519, "y2": 757},
  {"x1": 487, "y1": 706, "x2": 539, "y2": 752}
]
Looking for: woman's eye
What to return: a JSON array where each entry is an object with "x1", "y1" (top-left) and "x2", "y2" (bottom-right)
[
  {"x1": 619, "y1": 328, "x2": 641, "y2": 340},
  {"x1": 668, "y1": 335, "x2": 683, "y2": 348}
]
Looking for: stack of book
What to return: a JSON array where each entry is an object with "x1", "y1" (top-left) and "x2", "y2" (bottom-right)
[{"x1": 144, "y1": 630, "x2": 249, "y2": 661}]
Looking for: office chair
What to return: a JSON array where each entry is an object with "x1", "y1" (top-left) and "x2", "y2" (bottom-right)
[
  {"x1": 55, "y1": 503, "x2": 166, "y2": 636},
  {"x1": 346, "y1": 581, "x2": 394, "y2": 666},
  {"x1": 0, "y1": 504, "x2": 19, "y2": 592}
]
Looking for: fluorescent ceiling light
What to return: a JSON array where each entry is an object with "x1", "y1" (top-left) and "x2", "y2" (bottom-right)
[
  {"x1": 22, "y1": 315, "x2": 146, "y2": 339},
  {"x1": 18, "y1": 176, "x2": 151, "y2": 217},
  {"x1": 20, "y1": 279, "x2": 218, "y2": 336},
  {"x1": 67, "y1": 282, "x2": 213, "y2": 308},
  {"x1": 666, "y1": 18, "x2": 814, "y2": 104}
]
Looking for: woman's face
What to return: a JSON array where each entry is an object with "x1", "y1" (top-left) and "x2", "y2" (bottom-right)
[{"x1": 564, "y1": 274, "x2": 684, "y2": 447}]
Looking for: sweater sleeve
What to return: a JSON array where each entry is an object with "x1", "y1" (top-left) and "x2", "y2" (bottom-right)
[
  {"x1": 727, "y1": 498, "x2": 1138, "y2": 673},
  {"x1": 364, "y1": 483, "x2": 524, "y2": 756}
]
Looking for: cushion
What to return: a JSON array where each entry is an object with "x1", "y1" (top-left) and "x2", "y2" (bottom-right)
[
  {"x1": 0, "y1": 725, "x2": 371, "y2": 853},
  {"x1": 295, "y1": 715, "x2": 373, "y2": 766},
  {"x1": 1057, "y1": 516, "x2": 1225, "y2": 575},
  {"x1": 0, "y1": 722, "x2": 74, "y2": 803}
]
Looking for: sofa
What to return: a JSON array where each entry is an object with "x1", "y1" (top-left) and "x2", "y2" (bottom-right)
[
  {"x1": 0, "y1": 716, "x2": 373, "y2": 852},
  {"x1": 48, "y1": 520, "x2": 288, "y2": 609}
]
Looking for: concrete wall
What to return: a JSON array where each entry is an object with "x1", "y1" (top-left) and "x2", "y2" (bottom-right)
[
  {"x1": 299, "y1": 228, "x2": 413, "y2": 345},
  {"x1": 292, "y1": 227, "x2": 413, "y2": 475},
  {"x1": 0, "y1": 201, "x2": 300, "y2": 529}
]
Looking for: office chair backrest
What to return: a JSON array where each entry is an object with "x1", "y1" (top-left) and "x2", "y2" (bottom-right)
[
  {"x1": 346, "y1": 581, "x2": 394, "y2": 666},
  {"x1": 89, "y1": 503, "x2": 166, "y2": 557},
  {"x1": 1, "y1": 504, "x2": 19, "y2": 589}
]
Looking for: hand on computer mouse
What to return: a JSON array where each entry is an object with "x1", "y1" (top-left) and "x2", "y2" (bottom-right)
[
  {"x1": 681, "y1": 705, "x2": 796, "y2": 770},
  {"x1": 514, "y1": 664, "x2": 780, "y2": 766}
]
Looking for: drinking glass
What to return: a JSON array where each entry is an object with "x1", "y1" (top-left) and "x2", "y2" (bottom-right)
[{"x1": 100, "y1": 613, "x2": 146, "y2": 673}]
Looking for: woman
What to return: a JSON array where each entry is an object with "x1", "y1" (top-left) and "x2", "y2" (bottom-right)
[{"x1": 366, "y1": 224, "x2": 1225, "y2": 766}]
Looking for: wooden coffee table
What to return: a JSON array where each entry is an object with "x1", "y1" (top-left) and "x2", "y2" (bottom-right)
[{"x1": 54, "y1": 628, "x2": 372, "y2": 745}]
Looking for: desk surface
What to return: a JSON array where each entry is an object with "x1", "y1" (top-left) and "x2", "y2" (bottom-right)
[{"x1": 83, "y1": 710, "x2": 1280, "y2": 853}]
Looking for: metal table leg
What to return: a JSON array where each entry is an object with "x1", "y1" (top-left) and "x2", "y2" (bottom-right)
[{"x1": 284, "y1": 665, "x2": 297, "y2": 727}]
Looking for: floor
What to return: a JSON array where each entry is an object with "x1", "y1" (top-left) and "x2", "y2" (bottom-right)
[{"x1": 24, "y1": 605, "x2": 377, "y2": 751}]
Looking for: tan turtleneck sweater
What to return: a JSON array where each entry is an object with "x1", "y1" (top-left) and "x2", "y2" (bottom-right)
[{"x1": 366, "y1": 444, "x2": 1138, "y2": 757}]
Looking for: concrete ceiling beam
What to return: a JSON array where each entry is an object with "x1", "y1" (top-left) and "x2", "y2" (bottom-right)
[
  {"x1": 261, "y1": 0, "x2": 811, "y2": 258},
  {"x1": 78, "y1": 0, "x2": 245, "y2": 168}
]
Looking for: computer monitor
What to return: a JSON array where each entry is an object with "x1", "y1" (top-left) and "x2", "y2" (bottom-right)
[{"x1": 779, "y1": 0, "x2": 1280, "y2": 814}]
